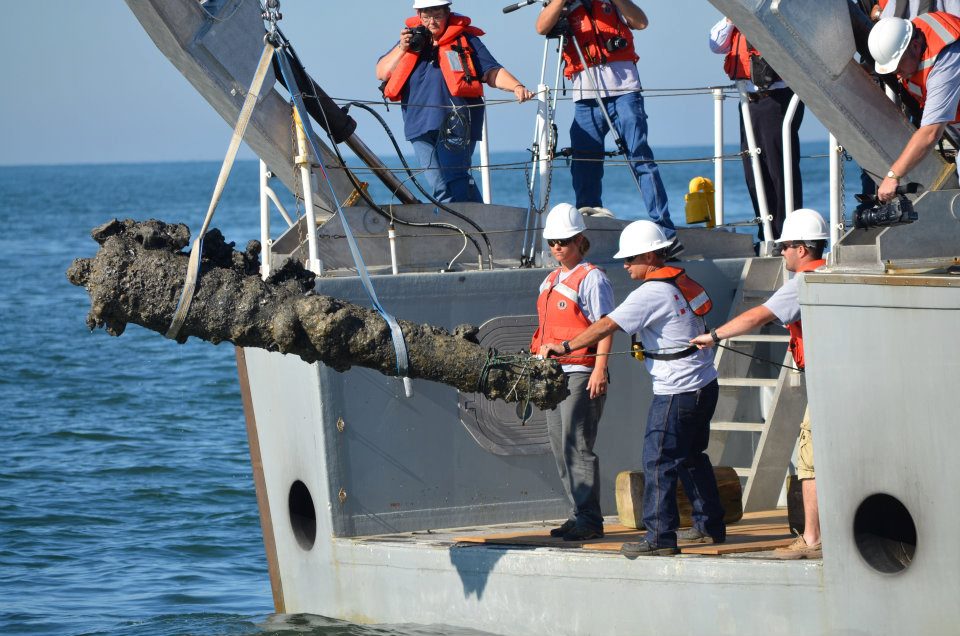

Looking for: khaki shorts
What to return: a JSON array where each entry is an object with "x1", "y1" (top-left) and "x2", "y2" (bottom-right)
[{"x1": 797, "y1": 406, "x2": 814, "y2": 480}]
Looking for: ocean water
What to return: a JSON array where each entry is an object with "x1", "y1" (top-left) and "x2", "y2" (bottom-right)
[{"x1": 0, "y1": 148, "x2": 863, "y2": 635}]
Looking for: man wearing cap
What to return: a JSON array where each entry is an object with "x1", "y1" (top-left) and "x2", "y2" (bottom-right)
[
  {"x1": 540, "y1": 219, "x2": 725, "y2": 556},
  {"x1": 377, "y1": 0, "x2": 533, "y2": 203},
  {"x1": 534, "y1": 1, "x2": 680, "y2": 255},
  {"x1": 532, "y1": 204, "x2": 614, "y2": 541},
  {"x1": 690, "y1": 208, "x2": 829, "y2": 559},
  {"x1": 868, "y1": 13, "x2": 960, "y2": 202}
]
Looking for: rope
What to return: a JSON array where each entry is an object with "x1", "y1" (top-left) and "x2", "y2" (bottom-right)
[{"x1": 275, "y1": 48, "x2": 412, "y2": 380}]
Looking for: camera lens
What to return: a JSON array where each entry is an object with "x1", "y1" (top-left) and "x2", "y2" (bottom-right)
[
  {"x1": 605, "y1": 36, "x2": 628, "y2": 52},
  {"x1": 407, "y1": 26, "x2": 431, "y2": 53}
]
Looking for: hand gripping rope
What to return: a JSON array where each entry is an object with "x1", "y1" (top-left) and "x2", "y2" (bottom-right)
[{"x1": 274, "y1": 48, "x2": 412, "y2": 389}]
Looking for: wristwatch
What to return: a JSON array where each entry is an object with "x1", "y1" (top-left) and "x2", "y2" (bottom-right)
[
  {"x1": 886, "y1": 169, "x2": 901, "y2": 181},
  {"x1": 561, "y1": 340, "x2": 572, "y2": 354},
  {"x1": 710, "y1": 328, "x2": 721, "y2": 345}
]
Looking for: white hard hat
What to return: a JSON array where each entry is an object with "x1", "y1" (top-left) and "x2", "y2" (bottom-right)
[
  {"x1": 412, "y1": 0, "x2": 451, "y2": 8},
  {"x1": 868, "y1": 17, "x2": 914, "y2": 74},
  {"x1": 613, "y1": 220, "x2": 673, "y2": 259},
  {"x1": 776, "y1": 208, "x2": 829, "y2": 243},
  {"x1": 543, "y1": 203, "x2": 587, "y2": 240}
]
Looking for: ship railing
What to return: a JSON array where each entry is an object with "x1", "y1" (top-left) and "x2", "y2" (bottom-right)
[{"x1": 258, "y1": 84, "x2": 849, "y2": 277}]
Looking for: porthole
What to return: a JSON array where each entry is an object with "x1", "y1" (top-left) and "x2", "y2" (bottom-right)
[
  {"x1": 288, "y1": 480, "x2": 317, "y2": 551},
  {"x1": 853, "y1": 493, "x2": 916, "y2": 574}
]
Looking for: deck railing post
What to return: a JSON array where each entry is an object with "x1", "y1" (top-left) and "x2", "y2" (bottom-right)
[
  {"x1": 782, "y1": 93, "x2": 802, "y2": 215},
  {"x1": 829, "y1": 133, "x2": 843, "y2": 249},
  {"x1": 259, "y1": 160, "x2": 272, "y2": 280},
  {"x1": 713, "y1": 88, "x2": 725, "y2": 227},
  {"x1": 479, "y1": 112, "x2": 492, "y2": 205},
  {"x1": 738, "y1": 80, "x2": 774, "y2": 254}
]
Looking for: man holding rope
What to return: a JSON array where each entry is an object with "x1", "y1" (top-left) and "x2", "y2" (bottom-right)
[
  {"x1": 540, "y1": 220, "x2": 724, "y2": 556},
  {"x1": 690, "y1": 208, "x2": 828, "y2": 559}
]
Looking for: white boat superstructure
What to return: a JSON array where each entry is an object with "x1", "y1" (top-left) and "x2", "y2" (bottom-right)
[{"x1": 126, "y1": 0, "x2": 959, "y2": 634}]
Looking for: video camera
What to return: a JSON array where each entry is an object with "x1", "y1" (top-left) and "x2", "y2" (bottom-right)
[{"x1": 852, "y1": 182, "x2": 920, "y2": 229}]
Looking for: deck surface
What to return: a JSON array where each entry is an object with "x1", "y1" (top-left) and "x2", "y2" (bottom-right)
[{"x1": 354, "y1": 510, "x2": 809, "y2": 560}]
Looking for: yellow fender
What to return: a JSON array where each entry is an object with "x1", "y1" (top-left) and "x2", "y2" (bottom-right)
[{"x1": 684, "y1": 176, "x2": 716, "y2": 228}]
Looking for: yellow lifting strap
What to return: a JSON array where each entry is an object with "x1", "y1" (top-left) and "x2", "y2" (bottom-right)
[{"x1": 166, "y1": 40, "x2": 277, "y2": 340}]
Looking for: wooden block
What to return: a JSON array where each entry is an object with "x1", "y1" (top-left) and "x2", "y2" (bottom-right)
[{"x1": 615, "y1": 466, "x2": 744, "y2": 529}]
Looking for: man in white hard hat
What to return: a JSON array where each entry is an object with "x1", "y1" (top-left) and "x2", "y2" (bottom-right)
[
  {"x1": 376, "y1": 0, "x2": 534, "y2": 203},
  {"x1": 868, "y1": 12, "x2": 960, "y2": 202},
  {"x1": 531, "y1": 204, "x2": 615, "y2": 541},
  {"x1": 691, "y1": 208, "x2": 829, "y2": 559},
  {"x1": 540, "y1": 220, "x2": 725, "y2": 556}
]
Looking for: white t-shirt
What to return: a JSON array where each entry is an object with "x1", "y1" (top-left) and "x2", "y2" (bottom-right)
[
  {"x1": 538, "y1": 264, "x2": 615, "y2": 373},
  {"x1": 607, "y1": 281, "x2": 718, "y2": 395},
  {"x1": 880, "y1": 0, "x2": 960, "y2": 19},
  {"x1": 762, "y1": 274, "x2": 802, "y2": 326},
  {"x1": 919, "y1": 40, "x2": 960, "y2": 127}
]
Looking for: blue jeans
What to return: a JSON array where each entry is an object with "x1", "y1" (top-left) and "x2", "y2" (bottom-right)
[
  {"x1": 570, "y1": 91, "x2": 675, "y2": 238},
  {"x1": 642, "y1": 379, "x2": 725, "y2": 547},
  {"x1": 410, "y1": 131, "x2": 482, "y2": 203}
]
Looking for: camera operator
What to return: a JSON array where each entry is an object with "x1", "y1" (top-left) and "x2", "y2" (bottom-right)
[
  {"x1": 535, "y1": 0, "x2": 680, "y2": 257},
  {"x1": 376, "y1": 0, "x2": 534, "y2": 203},
  {"x1": 869, "y1": 13, "x2": 960, "y2": 203}
]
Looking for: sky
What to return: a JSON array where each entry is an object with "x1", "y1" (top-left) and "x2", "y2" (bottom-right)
[{"x1": 0, "y1": 0, "x2": 829, "y2": 166}]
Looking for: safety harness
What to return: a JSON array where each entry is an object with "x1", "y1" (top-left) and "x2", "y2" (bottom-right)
[{"x1": 630, "y1": 267, "x2": 712, "y2": 361}]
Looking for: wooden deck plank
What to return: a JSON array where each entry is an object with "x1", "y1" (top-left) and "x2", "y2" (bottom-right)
[{"x1": 454, "y1": 510, "x2": 797, "y2": 556}]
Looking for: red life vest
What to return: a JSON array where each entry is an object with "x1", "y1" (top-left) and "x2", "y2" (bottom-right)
[
  {"x1": 785, "y1": 258, "x2": 826, "y2": 370},
  {"x1": 531, "y1": 263, "x2": 600, "y2": 367},
  {"x1": 723, "y1": 27, "x2": 762, "y2": 81},
  {"x1": 561, "y1": 1, "x2": 639, "y2": 80},
  {"x1": 631, "y1": 267, "x2": 712, "y2": 361},
  {"x1": 902, "y1": 11, "x2": 960, "y2": 122},
  {"x1": 382, "y1": 14, "x2": 485, "y2": 102}
]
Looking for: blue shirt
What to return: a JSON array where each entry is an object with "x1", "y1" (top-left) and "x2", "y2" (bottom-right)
[{"x1": 381, "y1": 34, "x2": 502, "y2": 141}]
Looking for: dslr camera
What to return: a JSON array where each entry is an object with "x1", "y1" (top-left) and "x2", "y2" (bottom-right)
[
  {"x1": 406, "y1": 25, "x2": 432, "y2": 53},
  {"x1": 604, "y1": 36, "x2": 629, "y2": 52}
]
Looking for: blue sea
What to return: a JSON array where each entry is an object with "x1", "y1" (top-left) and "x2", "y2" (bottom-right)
[{"x1": 0, "y1": 147, "x2": 863, "y2": 635}]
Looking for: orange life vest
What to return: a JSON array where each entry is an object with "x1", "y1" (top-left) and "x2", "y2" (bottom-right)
[
  {"x1": 382, "y1": 14, "x2": 485, "y2": 102},
  {"x1": 902, "y1": 11, "x2": 960, "y2": 122},
  {"x1": 531, "y1": 263, "x2": 600, "y2": 367},
  {"x1": 785, "y1": 258, "x2": 826, "y2": 370},
  {"x1": 631, "y1": 267, "x2": 712, "y2": 361},
  {"x1": 723, "y1": 27, "x2": 763, "y2": 81},
  {"x1": 561, "y1": 1, "x2": 639, "y2": 80}
]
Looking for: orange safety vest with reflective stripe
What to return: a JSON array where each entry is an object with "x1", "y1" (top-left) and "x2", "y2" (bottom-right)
[
  {"x1": 785, "y1": 258, "x2": 826, "y2": 370},
  {"x1": 902, "y1": 11, "x2": 960, "y2": 121},
  {"x1": 723, "y1": 27, "x2": 763, "y2": 81},
  {"x1": 382, "y1": 14, "x2": 485, "y2": 102},
  {"x1": 561, "y1": 1, "x2": 639, "y2": 80},
  {"x1": 531, "y1": 263, "x2": 600, "y2": 367}
]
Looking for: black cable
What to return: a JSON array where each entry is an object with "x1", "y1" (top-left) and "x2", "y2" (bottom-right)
[
  {"x1": 275, "y1": 39, "x2": 484, "y2": 271},
  {"x1": 346, "y1": 101, "x2": 495, "y2": 269}
]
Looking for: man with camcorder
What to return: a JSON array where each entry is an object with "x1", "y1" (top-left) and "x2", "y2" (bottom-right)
[
  {"x1": 535, "y1": 0, "x2": 680, "y2": 257},
  {"x1": 376, "y1": 0, "x2": 533, "y2": 203},
  {"x1": 869, "y1": 13, "x2": 960, "y2": 202}
]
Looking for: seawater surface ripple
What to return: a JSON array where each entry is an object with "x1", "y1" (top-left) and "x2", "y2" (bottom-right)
[{"x1": 0, "y1": 151, "x2": 860, "y2": 635}]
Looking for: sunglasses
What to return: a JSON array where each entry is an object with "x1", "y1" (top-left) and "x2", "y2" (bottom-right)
[{"x1": 546, "y1": 238, "x2": 573, "y2": 248}]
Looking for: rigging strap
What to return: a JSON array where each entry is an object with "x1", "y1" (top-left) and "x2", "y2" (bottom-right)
[
  {"x1": 274, "y1": 48, "x2": 411, "y2": 380},
  {"x1": 166, "y1": 38, "x2": 276, "y2": 340}
]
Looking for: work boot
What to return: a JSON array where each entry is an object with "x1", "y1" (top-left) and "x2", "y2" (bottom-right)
[
  {"x1": 677, "y1": 527, "x2": 725, "y2": 544},
  {"x1": 774, "y1": 536, "x2": 822, "y2": 559},
  {"x1": 666, "y1": 238, "x2": 685, "y2": 261},
  {"x1": 562, "y1": 524, "x2": 604, "y2": 541},
  {"x1": 549, "y1": 519, "x2": 576, "y2": 538},
  {"x1": 619, "y1": 540, "x2": 679, "y2": 558}
]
